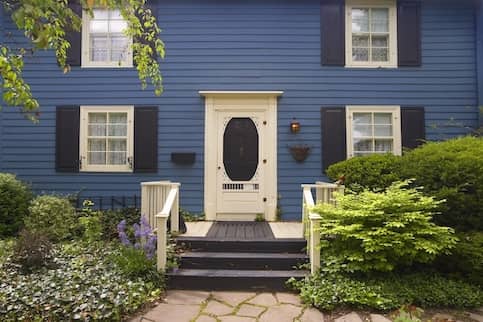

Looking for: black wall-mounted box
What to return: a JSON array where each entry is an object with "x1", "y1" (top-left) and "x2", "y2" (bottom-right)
[{"x1": 171, "y1": 152, "x2": 196, "y2": 165}]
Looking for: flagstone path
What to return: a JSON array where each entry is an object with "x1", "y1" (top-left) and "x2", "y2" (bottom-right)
[{"x1": 128, "y1": 290, "x2": 483, "y2": 322}]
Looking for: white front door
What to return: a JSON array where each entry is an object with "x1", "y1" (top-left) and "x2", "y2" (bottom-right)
[
  {"x1": 216, "y1": 112, "x2": 265, "y2": 215},
  {"x1": 201, "y1": 91, "x2": 281, "y2": 221}
]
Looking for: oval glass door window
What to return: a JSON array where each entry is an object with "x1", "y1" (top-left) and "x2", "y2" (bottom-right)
[{"x1": 223, "y1": 118, "x2": 259, "y2": 181}]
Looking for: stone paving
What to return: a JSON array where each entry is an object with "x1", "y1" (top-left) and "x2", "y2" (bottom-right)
[{"x1": 128, "y1": 290, "x2": 483, "y2": 322}]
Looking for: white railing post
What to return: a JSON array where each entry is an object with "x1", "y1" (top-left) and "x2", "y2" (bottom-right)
[
  {"x1": 156, "y1": 214, "x2": 168, "y2": 271},
  {"x1": 171, "y1": 183, "x2": 180, "y2": 233},
  {"x1": 309, "y1": 214, "x2": 321, "y2": 274}
]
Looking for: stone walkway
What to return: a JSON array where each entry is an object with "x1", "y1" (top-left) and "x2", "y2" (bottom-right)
[{"x1": 128, "y1": 290, "x2": 483, "y2": 322}]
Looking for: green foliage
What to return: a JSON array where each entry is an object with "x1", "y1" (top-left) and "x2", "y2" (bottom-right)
[
  {"x1": 326, "y1": 153, "x2": 402, "y2": 192},
  {"x1": 0, "y1": 173, "x2": 32, "y2": 237},
  {"x1": 77, "y1": 200, "x2": 103, "y2": 243},
  {"x1": 433, "y1": 231, "x2": 483, "y2": 287},
  {"x1": 288, "y1": 271, "x2": 483, "y2": 311},
  {"x1": 12, "y1": 229, "x2": 52, "y2": 271},
  {"x1": 2, "y1": 0, "x2": 164, "y2": 117},
  {"x1": 255, "y1": 213, "x2": 265, "y2": 222},
  {"x1": 399, "y1": 136, "x2": 483, "y2": 231},
  {"x1": 111, "y1": 246, "x2": 161, "y2": 282},
  {"x1": 0, "y1": 243, "x2": 164, "y2": 321},
  {"x1": 0, "y1": 239, "x2": 14, "y2": 264},
  {"x1": 180, "y1": 208, "x2": 205, "y2": 222},
  {"x1": 100, "y1": 207, "x2": 140, "y2": 240},
  {"x1": 391, "y1": 305, "x2": 423, "y2": 322},
  {"x1": 25, "y1": 195, "x2": 76, "y2": 241},
  {"x1": 313, "y1": 181, "x2": 457, "y2": 273}
]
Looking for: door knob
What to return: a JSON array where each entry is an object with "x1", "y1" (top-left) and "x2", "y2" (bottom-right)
[{"x1": 218, "y1": 166, "x2": 221, "y2": 170}]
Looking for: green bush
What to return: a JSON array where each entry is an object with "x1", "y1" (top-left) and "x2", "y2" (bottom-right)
[
  {"x1": 77, "y1": 200, "x2": 103, "y2": 243},
  {"x1": 399, "y1": 136, "x2": 483, "y2": 231},
  {"x1": 100, "y1": 207, "x2": 140, "y2": 241},
  {"x1": 326, "y1": 154, "x2": 401, "y2": 192},
  {"x1": 111, "y1": 246, "x2": 161, "y2": 282},
  {"x1": 433, "y1": 231, "x2": 483, "y2": 287},
  {"x1": 0, "y1": 173, "x2": 32, "y2": 237},
  {"x1": 313, "y1": 181, "x2": 457, "y2": 273},
  {"x1": 12, "y1": 229, "x2": 52, "y2": 271},
  {"x1": 0, "y1": 243, "x2": 164, "y2": 321},
  {"x1": 24, "y1": 195, "x2": 76, "y2": 241},
  {"x1": 288, "y1": 271, "x2": 483, "y2": 311}
]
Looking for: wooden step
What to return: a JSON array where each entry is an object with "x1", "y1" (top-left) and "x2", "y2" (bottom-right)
[
  {"x1": 179, "y1": 251, "x2": 309, "y2": 270},
  {"x1": 176, "y1": 237, "x2": 306, "y2": 253},
  {"x1": 167, "y1": 268, "x2": 308, "y2": 291}
]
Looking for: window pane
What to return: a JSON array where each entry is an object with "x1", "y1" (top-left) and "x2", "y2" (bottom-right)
[
  {"x1": 374, "y1": 125, "x2": 392, "y2": 136},
  {"x1": 90, "y1": 36, "x2": 108, "y2": 61},
  {"x1": 89, "y1": 20, "x2": 108, "y2": 33},
  {"x1": 375, "y1": 139, "x2": 393, "y2": 152},
  {"x1": 372, "y1": 48, "x2": 388, "y2": 61},
  {"x1": 352, "y1": 35, "x2": 369, "y2": 47},
  {"x1": 109, "y1": 9, "x2": 122, "y2": 20},
  {"x1": 89, "y1": 152, "x2": 106, "y2": 165},
  {"x1": 352, "y1": 8, "x2": 369, "y2": 32},
  {"x1": 108, "y1": 113, "x2": 127, "y2": 136},
  {"x1": 88, "y1": 113, "x2": 107, "y2": 136},
  {"x1": 372, "y1": 35, "x2": 388, "y2": 47},
  {"x1": 374, "y1": 113, "x2": 392, "y2": 124},
  {"x1": 354, "y1": 139, "x2": 373, "y2": 152},
  {"x1": 354, "y1": 125, "x2": 372, "y2": 137},
  {"x1": 93, "y1": 9, "x2": 109, "y2": 20},
  {"x1": 88, "y1": 138, "x2": 106, "y2": 152},
  {"x1": 110, "y1": 20, "x2": 127, "y2": 33},
  {"x1": 108, "y1": 152, "x2": 127, "y2": 165},
  {"x1": 353, "y1": 48, "x2": 369, "y2": 61},
  {"x1": 371, "y1": 8, "x2": 389, "y2": 32},
  {"x1": 353, "y1": 113, "x2": 372, "y2": 124},
  {"x1": 108, "y1": 139, "x2": 127, "y2": 152},
  {"x1": 110, "y1": 36, "x2": 129, "y2": 61}
]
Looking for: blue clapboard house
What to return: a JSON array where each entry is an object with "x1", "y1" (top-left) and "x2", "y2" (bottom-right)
[{"x1": 1, "y1": 0, "x2": 482, "y2": 222}]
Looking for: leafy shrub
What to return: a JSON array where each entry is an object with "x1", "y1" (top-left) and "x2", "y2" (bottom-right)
[
  {"x1": 180, "y1": 208, "x2": 205, "y2": 222},
  {"x1": 100, "y1": 207, "x2": 140, "y2": 241},
  {"x1": 24, "y1": 195, "x2": 76, "y2": 241},
  {"x1": 113, "y1": 217, "x2": 159, "y2": 279},
  {"x1": 433, "y1": 231, "x2": 483, "y2": 287},
  {"x1": 399, "y1": 136, "x2": 483, "y2": 231},
  {"x1": 0, "y1": 243, "x2": 164, "y2": 321},
  {"x1": 391, "y1": 305, "x2": 423, "y2": 322},
  {"x1": 288, "y1": 271, "x2": 483, "y2": 311},
  {"x1": 77, "y1": 200, "x2": 103, "y2": 243},
  {"x1": 11, "y1": 229, "x2": 52, "y2": 270},
  {"x1": 326, "y1": 154, "x2": 401, "y2": 192},
  {"x1": 313, "y1": 181, "x2": 457, "y2": 273},
  {"x1": 0, "y1": 173, "x2": 32, "y2": 237}
]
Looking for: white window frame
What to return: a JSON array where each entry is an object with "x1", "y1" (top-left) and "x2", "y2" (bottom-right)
[
  {"x1": 346, "y1": 105, "x2": 401, "y2": 158},
  {"x1": 81, "y1": 9, "x2": 133, "y2": 68},
  {"x1": 345, "y1": 0, "x2": 398, "y2": 68},
  {"x1": 79, "y1": 106, "x2": 134, "y2": 172}
]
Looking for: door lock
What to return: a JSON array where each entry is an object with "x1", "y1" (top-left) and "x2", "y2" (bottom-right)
[{"x1": 263, "y1": 197, "x2": 267, "y2": 202}]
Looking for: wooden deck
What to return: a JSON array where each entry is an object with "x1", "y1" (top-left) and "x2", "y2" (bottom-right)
[{"x1": 182, "y1": 221, "x2": 303, "y2": 239}]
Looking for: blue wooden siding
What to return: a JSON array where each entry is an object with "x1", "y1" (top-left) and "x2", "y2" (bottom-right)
[
  {"x1": 477, "y1": 1, "x2": 483, "y2": 125},
  {"x1": 0, "y1": 0, "x2": 480, "y2": 219}
]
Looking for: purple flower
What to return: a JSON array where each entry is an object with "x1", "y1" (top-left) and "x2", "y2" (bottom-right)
[
  {"x1": 117, "y1": 220, "x2": 131, "y2": 246},
  {"x1": 117, "y1": 216, "x2": 157, "y2": 260}
]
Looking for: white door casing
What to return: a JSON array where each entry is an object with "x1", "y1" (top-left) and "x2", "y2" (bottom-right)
[{"x1": 200, "y1": 91, "x2": 282, "y2": 221}]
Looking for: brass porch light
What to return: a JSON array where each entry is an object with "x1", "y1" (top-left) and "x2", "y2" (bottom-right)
[{"x1": 290, "y1": 118, "x2": 300, "y2": 133}]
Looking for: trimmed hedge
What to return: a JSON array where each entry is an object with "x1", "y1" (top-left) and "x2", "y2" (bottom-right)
[{"x1": 0, "y1": 173, "x2": 32, "y2": 237}]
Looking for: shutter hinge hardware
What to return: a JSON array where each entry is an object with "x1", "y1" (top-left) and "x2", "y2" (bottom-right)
[
  {"x1": 128, "y1": 156, "x2": 133, "y2": 169},
  {"x1": 79, "y1": 156, "x2": 84, "y2": 170}
]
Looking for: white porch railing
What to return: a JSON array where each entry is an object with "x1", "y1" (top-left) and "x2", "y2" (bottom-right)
[
  {"x1": 140, "y1": 181, "x2": 180, "y2": 271},
  {"x1": 301, "y1": 182, "x2": 344, "y2": 274}
]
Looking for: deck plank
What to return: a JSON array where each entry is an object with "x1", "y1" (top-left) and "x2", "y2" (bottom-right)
[{"x1": 206, "y1": 222, "x2": 275, "y2": 240}]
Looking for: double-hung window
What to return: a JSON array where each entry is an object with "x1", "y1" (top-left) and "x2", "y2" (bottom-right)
[
  {"x1": 345, "y1": 0, "x2": 397, "y2": 68},
  {"x1": 79, "y1": 106, "x2": 134, "y2": 172},
  {"x1": 82, "y1": 9, "x2": 133, "y2": 67},
  {"x1": 346, "y1": 106, "x2": 401, "y2": 157}
]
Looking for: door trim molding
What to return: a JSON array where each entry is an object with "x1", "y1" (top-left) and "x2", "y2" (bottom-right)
[{"x1": 200, "y1": 91, "x2": 283, "y2": 221}]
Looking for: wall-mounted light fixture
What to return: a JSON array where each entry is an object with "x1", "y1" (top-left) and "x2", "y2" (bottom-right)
[{"x1": 290, "y1": 118, "x2": 300, "y2": 134}]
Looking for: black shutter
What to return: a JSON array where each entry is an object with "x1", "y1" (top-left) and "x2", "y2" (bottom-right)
[
  {"x1": 321, "y1": 107, "x2": 346, "y2": 171},
  {"x1": 56, "y1": 106, "x2": 80, "y2": 172},
  {"x1": 401, "y1": 106, "x2": 425, "y2": 149},
  {"x1": 321, "y1": 0, "x2": 345, "y2": 66},
  {"x1": 65, "y1": 1, "x2": 82, "y2": 66},
  {"x1": 397, "y1": 0, "x2": 421, "y2": 66},
  {"x1": 134, "y1": 106, "x2": 158, "y2": 173},
  {"x1": 134, "y1": 2, "x2": 159, "y2": 62}
]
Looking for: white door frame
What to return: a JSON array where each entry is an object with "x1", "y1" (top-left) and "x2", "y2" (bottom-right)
[{"x1": 199, "y1": 91, "x2": 283, "y2": 221}]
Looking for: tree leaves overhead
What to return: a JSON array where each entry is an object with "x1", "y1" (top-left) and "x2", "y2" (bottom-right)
[{"x1": 1, "y1": 0, "x2": 165, "y2": 121}]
